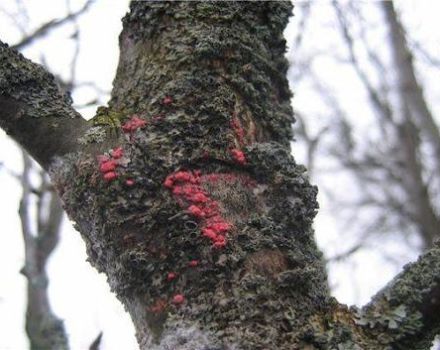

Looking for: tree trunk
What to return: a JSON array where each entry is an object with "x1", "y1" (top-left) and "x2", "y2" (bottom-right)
[
  {"x1": 19, "y1": 153, "x2": 68, "y2": 350},
  {"x1": 1, "y1": 2, "x2": 440, "y2": 349},
  {"x1": 382, "y1": 0, "x2": 440, "y2": 249}
]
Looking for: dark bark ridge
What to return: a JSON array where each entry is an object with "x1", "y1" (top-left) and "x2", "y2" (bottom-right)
[{"x1": 1, "y1": 2, "x2": 440, "y2": 349}]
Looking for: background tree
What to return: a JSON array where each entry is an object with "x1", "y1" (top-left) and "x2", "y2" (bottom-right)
[
  {"x1": 289, "y1": 0, "x2": 440, "y2": 304},
  {"x1": 0, "y1": 0, "x2": 108, "y2": 348}
]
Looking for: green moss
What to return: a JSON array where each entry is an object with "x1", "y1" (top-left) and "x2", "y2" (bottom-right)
[{"x1": 91, "y1": 106, "x2": 126, "y2": 128}]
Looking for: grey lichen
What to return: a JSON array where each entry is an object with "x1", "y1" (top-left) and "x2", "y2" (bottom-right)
[
  {"x1": 149, "y1": 320, "x2": 239, "y2": 350},
  {"x1": 356, "y1": 240, "x2": 440, "y2": 349},
  {"x1": 78, "y1": 126, "x2": 107, "y2": 144}
]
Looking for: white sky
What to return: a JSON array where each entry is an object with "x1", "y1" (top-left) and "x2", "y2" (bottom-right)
[{"x1": 0, "y1": 0, "x2": 439, "y2": 349}]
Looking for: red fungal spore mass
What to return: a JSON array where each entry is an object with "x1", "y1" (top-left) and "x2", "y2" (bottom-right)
[
  {"x1": 188, "y1": 205, "x2": 205, "y2": 218},
  {"x1": 103, "y1": 171, "x2": 117, "y2": 181},
  {"x1": 173, "y1": 171, "x2": 192, "y2": 182},
  {"x1": 188, "y1": 260, "x2": 199, "y2": 267},
  {"x1": 164, "y1": 177, "x2": 174, "y2": 188},
  {"x1": 209, "y1": 222, "x2": 231, "y2": 233},
  {"x1": 213, "y1": 239, "x2": 227, "y2": 249},
  {"x1": 172, "y1": 294, "x2": 185, "y2": 305},
  {"x1": 162, "y1": 96, "x2": 173, "y2": 105},
  {"x1": 167, "y1": 272, "x2": 177, "y2": 281},
  {"x1": 111, "y1": 147, "x2": 124, "y2": 159},
  {"x1": 97, "y1": 144, "x2": 130, "y2": 182},
  {"x1": 97, "y1": 145, "x2": 126, "y2": 182},
  {"x1": 122, "y1": 115, "x2": 147, "y2": 133},
  {"x1": 230, "y1": 148, "x2": 246, "y2": 165},
  {"x1": 99, "y1": 159, "x2": 117, "y2": 173},
  {"x1": 125, "y1": 179, "x2": 135, "y2": 186},
  {"x1": 202, "y1": 228, "x2": 217, "y2": 240},
  {"x1": 164, "y1": 170, "x2": 234, "y2": 249},
  {"x1": 192, "y1": 192, "x2": 208, "y2": 203},
  {"x1": 97, "y1": 155, "x2": 109, "y2": 163},
  {"x1": 231, "y1": 117, "x2": 245, "y2": 146}
]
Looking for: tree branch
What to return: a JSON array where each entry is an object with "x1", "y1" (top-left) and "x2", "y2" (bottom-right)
[
  {"x1": 19, "y1": 152, "x2": 69, "y2": 350},
  {"x1": 358, "y1": 240, "x2": 440, "y2": 349},
  {"x1": 0, "y1": 40, "x2": 89, "y2": 169},
  {"x1": 11, "y1": 0, "x2": 94, "y2": 51}
]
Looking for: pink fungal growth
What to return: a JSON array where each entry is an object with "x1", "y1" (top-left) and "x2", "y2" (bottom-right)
[
  {"x1": 213, "y1": 235, "x2": 227, "y2": 249},
  {"x1": 103, "y1": 171, "x2": 117, "y2": 182},
  {"x1": 164, "y1": 170, "x2": 234, "y2": 249},
  {"x1": 97, "y1": 155, "x2": 110, "y2": 163},
  {"x1": 99, "y1": 159, "x2": 117, "y2": 173},
  {"x1": 172, "y1": 294, "x2": 185, "y2": 305},
  {"x1": 230, "y1": 116, "x2": 245, "y2": 146},
  {"x1": 230, "y1": 148, "x2": 246, "y2": 165},
  {"x1": 162, "y1": 96, "x2": 173, "y2": 105},
  {"x1": 188, "y1": 260, "x2": 199, "y2": 267},
  {"x1": 111, "y1": 147, "x2": 124, "y2": 159},
  {"x1": 207, "y1": 222, "x2": 231, "y2": 233},
  {"x1": 122, "y1": 115, "x2": 147, "y2": 133},
  {"x1": 188, "y1": 205, "x2": 205, "y2": 218},
  {"x1": 167, "y1": 272, "x2": 177, "y2": 281},
  {"x1": 202, "y1": 228, "x2": 217, "y2": 240},
  {"x1": 164, "y1": 177, "x2": 174, "y2": 189},
  {"x1": 97, "y1": 146, "x2": 125, "y2": 182},
  {"x1": 125, "y1": 179, "x2": 135, "y2": 186},
  {"x1": 192, "y1": 192, "x2": 208, "y2": 203}
]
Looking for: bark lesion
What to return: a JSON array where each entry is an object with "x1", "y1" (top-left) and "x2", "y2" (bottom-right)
[{"x1": 244, "y1": 249, "x2": 288, "y2": 279}]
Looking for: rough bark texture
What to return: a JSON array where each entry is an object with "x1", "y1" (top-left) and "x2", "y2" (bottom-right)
[
  {"x1": 1, "y1": 2, "x2": 440, "y2": 349},
  {"x1": 0, "y1": 41, "x2": 88, "y2": 168}
]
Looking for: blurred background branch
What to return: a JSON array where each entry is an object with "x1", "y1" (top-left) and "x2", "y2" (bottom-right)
[{"x1": 1, "y1": 0, "x2": 102, "y2": 348}]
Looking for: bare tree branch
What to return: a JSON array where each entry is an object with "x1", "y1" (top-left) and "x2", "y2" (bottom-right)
[
  {"x1": 382, "y1": 0, "x2": 440, "y2": 183},
  {"x1": 89, "y1": 332, "x2": 103, "y2": 350},
  {"x1": 19, "y1": 152, "x2": 68, "y2": 350},
  {"x1": 358, "y1": 240, "x2": 440, "y2": 349},
  {"x1": 11, "y1": 0, "x2": 94, "y2": 51},
  {"x1": 0, "y1": 41, "x2": 89, "y2": 169}
]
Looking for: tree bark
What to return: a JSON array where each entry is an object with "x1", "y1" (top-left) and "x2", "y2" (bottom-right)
[
  {"x1": 1, "y1": 2, "x2": 440, "y2": 349},
  {"x1": 0, "y1": 41, "x2": 89, "y2": 168}
]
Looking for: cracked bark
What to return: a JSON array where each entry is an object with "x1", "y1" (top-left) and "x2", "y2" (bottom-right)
[{"x1": 1, "y1": 2, "x2": 440, "y2": 349}]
